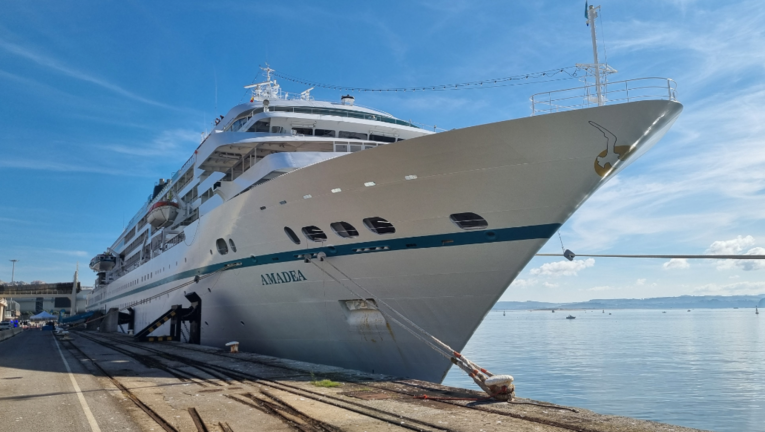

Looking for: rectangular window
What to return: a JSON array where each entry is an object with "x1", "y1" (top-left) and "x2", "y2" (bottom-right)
[
  {"x1": 334, "y1": 143, "x2": 348, "y2": 152},
  {"x1": 314, "y1": 129, "x2": 336, "y2": 137},
  {"x1": 349, "y1": 144, "x2": 362, "y2": 152},
  {"x1": 271, "y1": 126, "x2": 284, "y2": 133},
  {"x1": 292, "y1": 127, "x2": 313, "y2": 136},
  {"x1": 369, "y1": 134, "x2": 396, "y2": 143},
  {"x1": 339, "y1": 131, "x2": 368, "y2": 140},
  {"x1": 248, "y1": 120, "x2": 270, "y2": 133}
]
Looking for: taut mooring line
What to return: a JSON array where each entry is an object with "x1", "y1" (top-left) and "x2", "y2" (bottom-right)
[{"x1": 536, "y1": 254, "x2": 765, "y2": 259}]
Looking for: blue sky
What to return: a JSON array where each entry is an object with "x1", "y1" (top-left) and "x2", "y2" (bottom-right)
[{"x1": 1, "y1": 0, "x2": 764, "y2": 302}]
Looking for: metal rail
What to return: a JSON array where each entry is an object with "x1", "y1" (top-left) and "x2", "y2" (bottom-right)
[
  {"x1": 78, "y1": 331, "x2": 592, "y2": 432},
  {"x1": 530, "y1": 77, "x2": 678, "y2": 115}
]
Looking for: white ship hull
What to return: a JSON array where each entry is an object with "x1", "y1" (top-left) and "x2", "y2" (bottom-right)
[{"x1": 89, "y1": 100, "x2": 682, "y2": 382}]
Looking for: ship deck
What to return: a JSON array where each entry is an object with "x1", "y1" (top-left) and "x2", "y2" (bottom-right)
[{"x1": 0, "y1": 329, "x2": 704, "y2": 432}]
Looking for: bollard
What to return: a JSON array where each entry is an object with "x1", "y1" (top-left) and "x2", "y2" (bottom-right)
[{"x1": 225, "y1": 341, "x2": 239, "y2": 353}]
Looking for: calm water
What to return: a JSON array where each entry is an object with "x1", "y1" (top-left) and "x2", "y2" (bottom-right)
[{"x1": 442, "y1": 308, "x2": 765, "y2": 431}]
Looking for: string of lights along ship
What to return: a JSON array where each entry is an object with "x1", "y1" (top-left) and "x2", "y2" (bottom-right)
[{"x1": 86, "y1": 6, "x2": 682, "y2": 382}]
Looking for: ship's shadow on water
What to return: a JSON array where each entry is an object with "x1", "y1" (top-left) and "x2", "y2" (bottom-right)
[{"x1": 443, "y1": 308, "x2": 765, "y2": 432}]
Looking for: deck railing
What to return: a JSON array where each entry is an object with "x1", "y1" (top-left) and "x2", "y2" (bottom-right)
[{"x1": 531, "y1": 77, "x2": 678, "y2": 115}]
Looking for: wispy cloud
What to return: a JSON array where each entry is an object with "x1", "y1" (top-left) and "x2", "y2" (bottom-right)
[
  {"x1": 45, "y1": 249, "x2": 89, "y2": 258},
  {"x1": 663, "y1": 259, "x2": 690, "y2": 270},
  {"x1": 0, "y1": 38, "x2": 179, "y2": 110},
  {"x1": 104, "y1": 129, "x2": 200, "y2": 158}
]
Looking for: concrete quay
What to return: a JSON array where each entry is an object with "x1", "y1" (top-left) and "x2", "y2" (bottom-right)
[{"x1": 0, "y1": 330, "x2": 705, "y2": 432}]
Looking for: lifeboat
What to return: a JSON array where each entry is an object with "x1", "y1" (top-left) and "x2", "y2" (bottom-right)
[
  {"x1": 89, "y1": 254, "x2": 116, "y2": 272},
  {"x1": 147, "y1": 201, "x2": 179, "y2": 228}
]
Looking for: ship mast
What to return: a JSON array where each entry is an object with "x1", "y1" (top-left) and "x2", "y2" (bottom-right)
[
  {"x1": 588, "y1": 4, "x2": 602, "y2": 105},
  {"x1": 577, "y1": 3, "x2": 616, "y2": 106}
]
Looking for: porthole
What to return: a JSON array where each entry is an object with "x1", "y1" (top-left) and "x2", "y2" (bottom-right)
[
  {"x1": 450, "y1": 212, "x2": 488, "y2": 230},
  {"x1": 216, "y1": 238, "x2": 229, "y2": 254},
  {"x1": 228, "y1": 239, "x2": 237, "y2": 253},
  {"x1": 330, "y1": 221, "x2": 359, "y2": 238},
  {"x1": 284, "y1": 227, "x2": 301, "y2": 244},
  {"x1": 302, "y1": 225, "x2": 328, "y2": 242},
  {"x1": 363, "y1": 217, "x2": 396, "y2": 235}
]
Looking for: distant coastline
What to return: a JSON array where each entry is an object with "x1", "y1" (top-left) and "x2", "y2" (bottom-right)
[{"x1": 494, "y1": 294, "x2": 765, "y2": 311}]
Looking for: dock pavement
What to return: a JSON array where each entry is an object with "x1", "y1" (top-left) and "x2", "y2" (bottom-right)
[{"x1": 0, "y1": 329, "x2": 706, "y2": 432}]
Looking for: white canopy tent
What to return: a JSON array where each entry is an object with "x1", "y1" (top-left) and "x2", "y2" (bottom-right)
[{"x1": 30, "y1": 311, "x2": 56, "y2": 320}]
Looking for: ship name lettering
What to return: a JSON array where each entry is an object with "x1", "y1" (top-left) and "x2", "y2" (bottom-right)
[{"x1": 261, "y1": 270, "x2": 307, "y2": 285}]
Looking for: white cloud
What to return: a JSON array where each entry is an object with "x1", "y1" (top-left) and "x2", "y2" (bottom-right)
[
  {"x1": 636, "y1": 278, "x2": 646, "y2": 286},
  {"x1": 735, "y1": 247, "x2": 765, "y2": 271},
  {"x1": 587, "y1": 285, "x2": 614, "y2": 292},
  {"x1": 693, "y1": 281, "x2": 765, "y2": 296},
  {"x1": 530, "y1": 258, "x2": 595, "y2": 277},
  {"x1": 543, "y1": 282, "x2": 559, "y2": 288},
  {"x1": 706, "y1": 235, "x2": 756, "y2": 255},
  {"x1": 706, "y1": 237, "x2": 765, "y2": 271},
  {"x1": 663, "y1": 259, "x2": 690, "y2": 270},
  {"x1": 510, "y1": 278, "x2": 537, "y2": 288}
]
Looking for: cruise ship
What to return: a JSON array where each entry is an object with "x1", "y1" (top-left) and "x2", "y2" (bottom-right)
[{"x1": 86, "y1": 63, "x2": 682, "y2": 382}]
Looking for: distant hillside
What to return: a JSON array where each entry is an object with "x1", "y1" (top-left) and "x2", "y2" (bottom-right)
[{"x1": 494, "y1": 294, "x2": 765, "y2": 310}]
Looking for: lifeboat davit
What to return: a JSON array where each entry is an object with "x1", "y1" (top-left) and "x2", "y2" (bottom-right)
[
  {"x1": 147, "y1": 201, "x2": 179, "y2": 228},
  {"x1": 89, "y1": 254, "x2": 116, "y2": 272}
]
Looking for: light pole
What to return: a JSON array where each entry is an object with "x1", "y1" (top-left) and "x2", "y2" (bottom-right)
[{"x1": 9, "y1": 259, "x2": 18, "y2": 284}]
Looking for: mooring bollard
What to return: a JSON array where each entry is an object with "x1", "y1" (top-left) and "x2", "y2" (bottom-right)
[{"x1": 226, "y1": 341, "x2": 239, "y2": 353}]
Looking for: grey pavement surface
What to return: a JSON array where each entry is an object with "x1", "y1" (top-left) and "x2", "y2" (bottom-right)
[{"x1": 0, "y1": 330, "x2": 140, "y2": 432}]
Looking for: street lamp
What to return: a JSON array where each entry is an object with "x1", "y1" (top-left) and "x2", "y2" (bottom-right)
[
  {"x1": 9, "y1": 260, "x2": 18, "y2": 284},
  {"x1": 9, "y1": 259, "x2": 18, "y2": 284}
]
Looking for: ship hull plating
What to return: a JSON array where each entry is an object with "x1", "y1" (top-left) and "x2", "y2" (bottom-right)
[{"x1": 90, "y1": 100, "x2": 682, "y2": 382}]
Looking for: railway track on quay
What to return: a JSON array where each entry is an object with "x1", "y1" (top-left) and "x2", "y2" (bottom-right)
[{"x1": 61, "y1": 330, "x2": 683, "y2": 432}]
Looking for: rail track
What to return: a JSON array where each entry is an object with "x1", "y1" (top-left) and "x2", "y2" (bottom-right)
[{"x1": 67, "y1": 331, "x2": 591, "y2": 432}]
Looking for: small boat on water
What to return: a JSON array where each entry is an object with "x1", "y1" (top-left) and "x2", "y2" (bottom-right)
[
  {"x1": 756, "y1": 307, "x2": 759, "y2": 315},
  {"x1": 566, "y1": 315, "x2": 576, "y2": 320}
]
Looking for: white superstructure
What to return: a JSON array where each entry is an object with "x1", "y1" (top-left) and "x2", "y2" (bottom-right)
[{"x1": 86, "y1": 58, "x2": 682, "y2": 382}]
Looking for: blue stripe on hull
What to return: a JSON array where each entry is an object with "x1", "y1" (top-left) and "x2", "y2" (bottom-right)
[{"x1": 93, "y1": 223, "x2": 561, "y2": 307}]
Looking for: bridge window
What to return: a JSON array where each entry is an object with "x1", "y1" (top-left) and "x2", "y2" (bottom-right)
[
  {"x1": 247, "y1": 120, "x2": 270, "y2": 133},
  {"x1": 315, "y1": 129, "x2": 336, "y2": 137},
  {"x1": 228, "y1": 116, "x2": 252, "y2": 132},
  {"x1": 450, "y1": 213, "x2": 488, "y2": 230},
  {"x1": 302, "y1": 226, "x2": 328, "y2": 242},
  {"x1": 363, "y1": 217, "x2": 396, "y2": 235},
  {"x1": 228, "y1": 239, "x2": 237, "y2": 253},
  {"x1": 331, "y1": 222, "x2": 359, "y2": 238},
  {"x1": 216, "y1": 238, "x2": 229, "y2": 255},
  {"x1": 284, "y1": 227, "x2": 301, "y2": 244},
  {"x1": 339, "y1": 131, "x2": 368, "y2": 140}
]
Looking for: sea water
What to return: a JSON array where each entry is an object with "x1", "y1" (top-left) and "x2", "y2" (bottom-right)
[{"x1": 442, "y1": 308, "x2": 765, "y2": 431}]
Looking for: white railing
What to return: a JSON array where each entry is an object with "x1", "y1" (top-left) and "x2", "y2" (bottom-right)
[{"x1": 530, "y1": 77, "x2": 678, "y2": 115}]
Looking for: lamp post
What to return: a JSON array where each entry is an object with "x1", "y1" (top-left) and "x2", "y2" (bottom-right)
[{"x1": 10, "y1": 259, "x2": 18, "y2": 283}]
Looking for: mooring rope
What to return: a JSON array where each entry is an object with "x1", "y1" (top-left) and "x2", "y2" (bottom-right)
[{"x1": 307, "y1": 254, "x2": 514, "y2": 400}]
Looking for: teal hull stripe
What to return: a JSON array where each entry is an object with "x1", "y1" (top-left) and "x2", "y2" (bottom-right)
[{"x1": 93, "y1": 223, "x2": 561, "y2": 307}]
